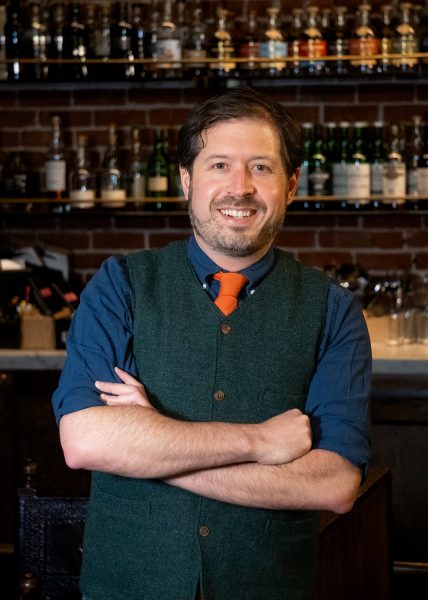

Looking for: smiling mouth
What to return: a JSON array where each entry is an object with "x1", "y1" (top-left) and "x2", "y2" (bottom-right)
[{"x1": 219, "y1": 208, "x2": 257, "y2": 219}]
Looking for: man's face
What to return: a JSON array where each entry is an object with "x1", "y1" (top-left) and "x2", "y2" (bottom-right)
[{"x1": 180, "y1": 118, "x2": 298, "y2": 266}]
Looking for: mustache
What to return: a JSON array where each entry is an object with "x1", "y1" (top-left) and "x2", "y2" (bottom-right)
[{"x1": 213, "y1": 195, "x2": 265, "y2": 210}]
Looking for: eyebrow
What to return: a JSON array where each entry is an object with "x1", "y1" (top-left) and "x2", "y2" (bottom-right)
[{"x1": 202, "y1": 154, "x2": 278, "y2": 163}]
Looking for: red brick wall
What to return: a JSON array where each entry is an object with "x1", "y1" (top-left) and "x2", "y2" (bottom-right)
[{"x1": 1, "y1": 80, "x2": 428, "y2": 283}]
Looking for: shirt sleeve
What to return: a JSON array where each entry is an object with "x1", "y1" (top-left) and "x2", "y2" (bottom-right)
[
  {"x1": 52, "y1": 256, "x2": 136, "y2": 424},
  {"x1": 305, "y1": 281, "x2": 372, "y2": 477}
]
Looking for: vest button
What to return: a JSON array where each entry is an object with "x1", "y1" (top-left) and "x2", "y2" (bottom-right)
[
  {"x1": 213, "y1": 390, "x2": 225, "y2": 401},
  {"x1": 199, "y1": 525, "x2": 210, "y2": 537},
  {"x1": 221, "y1": 323, "x2": 232, "y2": 335}
]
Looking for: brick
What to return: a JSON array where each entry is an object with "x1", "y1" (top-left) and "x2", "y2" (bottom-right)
[
  {"x1": 361, "y1": 214, "x2": 423, "y2": 228},
  {"x1": 38, "y1": 232, "x2": 90, "y2": 250},
  {"x1": 355, "y1": 252, "x2": 413, "y2": 271},
  {"x1": 148, "y1": 108, "x2": 194, "y2": 126},
  {"x1": 296, "y1": 251, "x2": 353, "y2": 268},
  {"x1": 0, "y1": 110, "x2": 36, "y2": 127},
  {"x1": 3, "y1": 214, "x2": 58, "y2": 229},
  {"x1": 274, "y1": 230, "x2": 315, "y2": 247},
  {"x1": 72, "y1": 252, "x2": 115, "y2": 270},
  {"x1": 0, "y1": 130, "x2": 21, "y2": 147},
  {"x1": 0, "y1": 231, "x2": 37, "y2": 246},
  {"x1": 21, "y1": 131, "x2": 52, "y2": 148},
  {"x1": 288, "y1": 106, "x2": 320, "y2": 123},
  {"x1": 414, "y1": 253, "x2": 428, "y2": 269},
  {"x1": 18, "y1": 90, "x2": 72, "y2": 107},
  {"x1": 62, "y1": 214, "x2": 113, "y2": 230},
  {"x1": 0, "y1": 91, "x2": 18, "y2": 108},
  {"x1": 73, "y1": 89, "x2": 126, "y2": 106},
  {"x1": 285, "y1": 214, "x2": 337, "y2": 228},
  {"x1": 167, "y1": 215, "x2": 192, "y2": 229},
  {"x1": 371, "y1": 232, "x2": 404, "y2": 249},
  {"x1": 114, "y1": 215, "x2": 169, "y2": 229},
  {"x1": 319, "y1": 230, "x2": 373, "y2": 248},
  {"x1": 384, "y1": 105, "x2": 428, "y2": 124},
  {"x1": 358, "y1": 84, "x2": 416, "y2": 103},
  {"x1": 148, "y1": 232, "x2": 190, "y2": 248},
  {"x1": 39, "y1": 111, "x2": 91, "y2": 128},
  {"x1": 93, "y1": 232, "x2": 144, "y2": 249},
  {"x1": 94, "y1": 109, "x2": 148, "y2": 127},
  {"x1": 251, "y1": 85, "x2": 298, "y2": 103},
  {"x1": 324, "y1": 105, "x2": 379, "y2": 123},
  {"x1": 404, "y1": 231, "x2": 428, "y2": 247},
  {"x1": 298, "y1": 85, "x2": 355, "y2": 103},
  {"x1": 129, "y1": 87, "x2": 186, "y2": 105}
]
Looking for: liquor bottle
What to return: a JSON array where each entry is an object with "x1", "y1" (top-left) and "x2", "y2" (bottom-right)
[
  {"x1": 156, "y1": 0, "x2": 182, "y2": 79},
  {"x1": 209, "y1": 8, "x2": 237, "y2": 79},
  {"x1": 417, "y1": 125, "x2": 428, "y2": 197},
  {"x1": 100, "y1": 124, "x2": 127, "y2": 208},
  {"x1": 297, "y1": 122, "x2": 313, "y2": 198},
  {"x1": 259, "y1": 7, "x2": 287, "y2": 78},
  {"x1": 183, "y1": 3, "x2": 207, "y2": 79},
  {"x1": 421, "y1": 0, "x2": 428, "y2": 73},
  {"x1": 69, "y1": 134, "x2": 96, "y2": 209},
  {"x1": 392, "y1": 2, "x2": 419, "y2": 73},
  {"x1": 44, "y1": 115, "x2": 67, "y2": 203},
  {"x1": 110, "y1": 1, "x2": 134, "y2": 80},
  {"x1": 3, "y1": 152, "x2": 33, "y2": 198},
  {"x1": 300, "y1": 6, "x2": 327, "y2": 76},
  {"x1": 63, "y1": 3, "x2": 89, "y2": 81},
  {"x1": 127, "y1": 128, "x2": 146, "y2": 206},
  {"x1": 349, "y1": 4, "x2": 380, "y2": 75},
  {"x1": 144, "y1": 2, "x2": 160, "y2": 79},
  {"x1": 145, "y1": 128, "x2": 170, "y2": 210},
  {"x1": 130, "y1": 3, "x2": 145, "y2": 80},
  {"x1": 93, "y1": 4, "x2": 111, "y2": 80},
  {"x1": 379, "y1": 5, "x2": 394, "y2": 75},
  {"x1": 21, "y1": 2, "x2": 48, "y2": 82},
  {"x1": 346, "y1": 122, "x2": 371, "y2": 206},
  {"x1": 406, "y1": 115, "x2": 423, "y2": 196},
  {"x1": 238, "y1": 9, "x2": 260, "y2": 77},
  {"x1": 0, "y1": 5, "x2": 9, "y2": 81},
  {"x1": 5, "y1": 0, "x2": 23, "y2": 82},
  {"x1": 308, "y1": 124, "x2": 331, "y2": 199},
  {"x1": 328, "y1": 6, "x2": 350, "y2": 76},
  {"x1": 47, "y1": 2, "x2": 66, "y2": 81},
  {"x1": 332, "y1": 122, "x2": 350, "y2": 203},
  {"x1": 287, "y1": 8, "x2": 304, "y2": 77},
  {"x1": 175, "y1": 1, "x2": 189, "y2": 52},
  {"x1": 382, "y1": 123, "x2": 407, "y2": 206},
  {"x1": 370, "y1": 121, "x2": 385, "y2": 201}
]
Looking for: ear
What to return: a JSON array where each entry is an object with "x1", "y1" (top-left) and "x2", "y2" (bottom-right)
[
  {"x1": 286, "y1": 168, "x2": 299, "y2": 207},
  {"x1": 180, "y1": 167, "x2": 191, "y2": 200}
]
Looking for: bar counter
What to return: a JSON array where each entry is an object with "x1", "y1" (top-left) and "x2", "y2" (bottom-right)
[{"x1": 1, "y1": 344, "x2": 428, "y2": 375}]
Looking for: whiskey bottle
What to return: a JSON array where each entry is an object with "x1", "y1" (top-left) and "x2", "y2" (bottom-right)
[
  {"x1": 92, "y1": 4, "x2": 111, "y2": 81},
  {"x1": 370, "y1": 122, "x2": 385, "y2": 200},
  {"x1": 297, "y1": 122, "x2": 313, "y2": 198},
  {"x1": 346, "y1": 122, "x2": 371, "y2": 206},
  {"x1": 5, "y1": 0, "x2": 23, "y2": 82},
  {"x1": 110, "y1": 1, "x2": 134, "y2": 80},
  {"x1": 183, "y1": 3, "x2": 207, "y2": 78},
  {"x1": 63, "y1": 2, "x2": 89, "y2": 81},
  {"x1": 238, "y1": 9, "x2": 260, "y2": 77},
  {"x1": 332, "y1": 122, "x2": 350, "y2": 202},
  {"x1": 308, "y1": 124, "x2": 331, "y2": 198},
  {"x1": 156, "y1": 0, "x2": 182, "y2": 79},
  {"x1": 328, "y1": 6, "x2": 350, "y2": 76},
  {"x1": 379, "y1": 4, "x2": 394, "y2": 75},
  {"x1": 392, "y1": 2, "x2": 419, "y2": 73},
  {"x1": 382, "y1": 123, "x2": 407, "y2": 206},
  {"x1": 300, "y1": 6, "x2": 327, "y2": 76},
  {"x1": 127, "y1": 128, "x2": 146, "y2": 206},
  {"x1": 209, "y1": 8, "x2": 237, "y2": 79},
  {"x1": 145, "y1": 128, "x2": 170, "y2": 210},
  {"x1": 406, "y1": 115, "x2": 423, "y2": 197},
  {"x1": 417, "y1": 125, "x2": 428, "y2": 197},
  {"x1": 259, "y1": 7, "x2": 287, "y2": 77},
  {"x1": 287, "y1": 8, "x2": 304, "y2": 77},
  {"x1": 349, "y1": 4, "x2": 380, "y2": 75},
  {"x1": 0, "y1": 5, "x2": 9, "y2": 81},
  {"x1": 21, "y1": 1, "x2": 48, "y2": 82},
  {"x1": 44, "y1": 115, "x2": 67, "y2": 203},
  {"x1": 100, "y1": 124, "x2": 126, "y2": 208},
  {"x1": 69, "y1": 134, "x2": 96, "y2": 209},
  {"x1": 47, "y1": 2, "x2": 65, "y2": 81},
  {"x1": 130, "y1": 3, "x2": 145, "y2": 80}
]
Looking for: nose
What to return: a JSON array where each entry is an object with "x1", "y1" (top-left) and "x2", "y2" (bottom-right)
[{"x1": 227, "y1": 167, "x2": 255, "y2": 197}]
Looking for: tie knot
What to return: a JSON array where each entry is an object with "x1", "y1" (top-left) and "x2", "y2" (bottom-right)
[{"x1": 213, "y1": 271, "x2": 248, "y2": 316}]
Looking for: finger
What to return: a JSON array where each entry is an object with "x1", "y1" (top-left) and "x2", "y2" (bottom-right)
[
  {"x1": 114, "y1": 367, "x2": 141, "y2": 386},
  {"x1": 100, "y1": 392, "x2": 138, "y2": 405},
  {"x1": 95, "y1": 381, "x2": 138, "y2": 395}
]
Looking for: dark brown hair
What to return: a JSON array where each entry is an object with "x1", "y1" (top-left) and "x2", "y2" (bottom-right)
[{"x1": 177, "y1": 87, "x2": 303, "y2": 176}]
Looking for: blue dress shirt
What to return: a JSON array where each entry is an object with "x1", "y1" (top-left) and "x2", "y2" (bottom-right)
[{"x1": 53, "y1": 236, "x2": 371, "y2": 474}]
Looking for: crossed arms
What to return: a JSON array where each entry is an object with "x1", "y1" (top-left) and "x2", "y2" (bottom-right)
[{"x1": 59, "y1": 367, "x2": 361, "y2": 514}]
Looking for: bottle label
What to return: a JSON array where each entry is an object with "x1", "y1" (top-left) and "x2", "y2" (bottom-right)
[
  {"x1": 70, "y1": 189, "x2": 95, "y2": 208},
  {"x1": 392, "y1": 35, "x2": 418, "y2": 68},
  {"x1": 407, "y1": 167, "x2": 418, "y2": 195},
  {"x1": 382, "y1": 162, "x2": 406, "y2": 197},
  {"x1": 332, "y1": 163, "x2": 348, "y2": 196},
  {"x1": 157, "y1": 40, "x2": 182, "y2": 67},
  {"x1": 148, "y1": 176, "x2": 168, "y2": 193},
  {"x1": 130, "y1": 175, "x2": 145, "y2": 199},
  {"x1": 370, "y1": 163, "x2": 384, "y2": 195},
  {"x1": 417, "y1": 168, "x2": 428, "y2": 195},
  {"x1": 45, "y1": 160, "x2": 66, "y2": 192},
  {"x1": 346, "y1": 163, "x2": 370, "y2": 199},
  {"x1": 349, "y1": 38, "x2": 380, "y2": 67},
  {"x1": 183, "y1": 48, "x2": 207, "y2": 69},
  {"x1": 309, "y1": 170, "x2": 330, "y2": 195}
]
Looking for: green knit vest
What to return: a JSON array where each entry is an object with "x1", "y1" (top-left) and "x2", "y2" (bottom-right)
[{"x1": 80, "y1": 240, "x2": 330, "y2": 600}]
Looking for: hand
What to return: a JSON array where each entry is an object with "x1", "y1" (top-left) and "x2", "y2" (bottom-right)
[
  {"x1": 95, "y1": 367, "x2": 155, "y2": 410},
  {"x1": 255, "y1": 408, "x2": 312, "y2": 465}
]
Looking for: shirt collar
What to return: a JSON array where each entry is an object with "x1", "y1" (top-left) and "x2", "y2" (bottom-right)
[{"x1": 187, "y1": 235, "x2": 275, "y2": 291}]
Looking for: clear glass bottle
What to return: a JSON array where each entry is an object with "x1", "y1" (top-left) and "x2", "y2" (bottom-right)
[
  {"x1": 69, "y1": 134, "x2": 96, "y2": 209},
  {"x1": 44, "y1": 115, "x2": 67, "y2": 202},
  {"x1": 379, "y1": 5, "x2": 394, "y2": 74},
  {"x1": 370, "y1": 121, "x2": 385, "y2": 200},
  {"x1": 3, "y1": 151, "x2": 32, "y2": 198},
  {"x1": 382, "y1": 123, "x2": 407, "y2": 206},
  {"x1": 346, "y1": 122, "x2": 371, "y2": 205},
  {"x1": 22, "y1": 2, "x2": 48, "y2": 82},
  {"x1": 392, "y1": 2, "x2": 419, "y2": 73},
  {"x1": 47, "y1": 2, "x2": 65, "y2": 81},
  {"x1": 110, "y1": 1, "x2": 134, "y2": 80},
  {"x1": 329, "y1": 6, "x2": 350, "y2": 76},
  {"x1": 406, "y1": 115, "x2": 424, "y2": 196},
  {"x1": 100, "y1": 124, "x2": 126, "y2": 208},
  {"x1": 145, "y1": 127, "x2": 170, "y2": 210},
  {"x1": 5, "y1": 0, "x2": 23, "y2": 82},
  {"x1": 287, "y1": 8, "x2": 304, "y2": 77},
  {"x1": 209, "y1": 8, "x2": 237, "y2": 79},
  {"x1": 130, "y1": 3, "x2": 145, "y2": 80},
  {"x1": 156, "y1": 0, "x2": 182, "y2": 78},
  {"x1": 238, "y1": 9, "x2": 260, "y2": 77},
  {"x1": 259, "y1": 7, "x2": 287, "y2": 77},
  {"x1": 349, "y1": 4, "x2": 380, "y2": 75},
  {"x1": 93, "y1": 4, "x2": 111, "y2": 80},
  {"x1": 144, "y1": 1, "x2": 159, "y2": 79},
  {"x1": 300, "y1": 6, "x2": 327, "y2": 76},
  {"x1": 127, "y1": 128, "x2": 146, "y2": 206},
  {"x1": 308, "y1": 124, "x2": 331, "y2": 198},
  {"x1": 183, "y1": 3, "x2": 207, "y2": 78},
  {"x1": 63, "y1": 2, "x2": 89, "y2": 81}
]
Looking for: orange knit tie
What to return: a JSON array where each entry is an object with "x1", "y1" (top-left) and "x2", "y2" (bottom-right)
[{"x1": 213, "y1": 271, "x2": 248, "y2": 316}]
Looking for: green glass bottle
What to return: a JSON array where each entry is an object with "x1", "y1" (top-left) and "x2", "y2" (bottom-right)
[{"x1": 145, "y1": 128, "x2": 171, "y2": 211}]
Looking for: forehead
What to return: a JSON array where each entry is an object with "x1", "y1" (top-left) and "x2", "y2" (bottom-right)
[{"x1": 198, "y1": 118, "x2": 280, "y2": 156}]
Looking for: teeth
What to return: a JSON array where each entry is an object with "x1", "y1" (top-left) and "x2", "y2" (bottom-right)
[{"x1": 221, "y1": 209, "x2": 252, "y2": 219}]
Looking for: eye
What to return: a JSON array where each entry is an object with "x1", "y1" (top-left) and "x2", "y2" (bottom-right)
[
  {"x1": 253, "y1": 164, "x2": 270, "y2": 173},
  {"x1": 213, "y1": 162, "x2": 226, "y2": 170}
]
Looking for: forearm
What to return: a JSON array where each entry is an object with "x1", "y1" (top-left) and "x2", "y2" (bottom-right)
[
  {"x1": 60, "y1": 405, "x2": 258, "y2": 478},
  {"x1": 165, "y1": 449, "x2": 361, "y2": 514}
]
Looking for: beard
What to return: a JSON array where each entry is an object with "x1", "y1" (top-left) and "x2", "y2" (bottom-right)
[{"x1": 188, "y1": 188, "x2": 285, "y2": 258}]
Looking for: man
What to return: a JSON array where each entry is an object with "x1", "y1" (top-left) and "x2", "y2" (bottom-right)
[{"x1": 53, "y1": 88, "x2": 371, "y2": 600}]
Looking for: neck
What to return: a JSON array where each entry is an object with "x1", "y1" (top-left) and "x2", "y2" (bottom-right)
[{"x1": 194, "y1": 233, "x2": 271, "y2": 272}]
